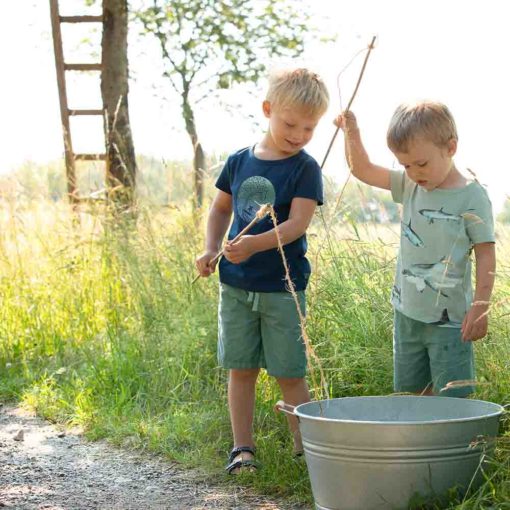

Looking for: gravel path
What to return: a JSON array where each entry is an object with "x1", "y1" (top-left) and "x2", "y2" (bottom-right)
[{"x1": 0, "y1": 404, "x2": 306, "y2": 510}]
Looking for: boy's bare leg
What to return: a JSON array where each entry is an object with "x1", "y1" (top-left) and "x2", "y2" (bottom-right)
[
  {"x1": 228, "y1": 368, "x2": 259, "y2": 473},
  {"x1": 276, "y1": 377, "x2": 311, "y2": 454},
  {"x1": 228, "y1": 368, "x2": 260, "y2": 452}
]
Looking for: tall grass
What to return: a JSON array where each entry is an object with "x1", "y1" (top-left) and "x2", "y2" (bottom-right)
[{"x1": 0, "y1": 193, "x2": 508, "y2": 508}]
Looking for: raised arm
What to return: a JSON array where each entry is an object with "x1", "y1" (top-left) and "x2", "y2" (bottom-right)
[{"x1": 335, "y1": 111, "x2": 391, "y2": 190}]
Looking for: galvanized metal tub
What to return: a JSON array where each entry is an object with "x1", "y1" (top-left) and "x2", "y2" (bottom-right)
[{"x1": 283, "y1": 396, "x2": 503, "y2": 510}]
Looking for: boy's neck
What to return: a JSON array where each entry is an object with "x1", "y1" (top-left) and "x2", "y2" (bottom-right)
[
  {"x1": 254, "y1": 133, "x2": 301, "y2": 161},
  {"x1": 437, "y1": 164, "x2": 468, "y2": 189}
]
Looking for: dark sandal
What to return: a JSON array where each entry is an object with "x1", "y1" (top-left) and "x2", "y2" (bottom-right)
[{"x1": 225, "y1": 446, "x2": 258, "y2": 474}]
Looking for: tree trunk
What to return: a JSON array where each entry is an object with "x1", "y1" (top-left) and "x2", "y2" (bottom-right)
[
  {"x1": 193, "y1": 142, "x2": 205, "y2": 209},
  {"x1": 182, "y1": 94, "x2": 204, "y2": 209},
  {"x1": 101, "y1": 0, "x2": 137, "y2": 206}
]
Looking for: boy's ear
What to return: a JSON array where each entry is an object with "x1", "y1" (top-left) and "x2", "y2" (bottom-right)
[
  {"x1": 262, "y1": 100, "x2": 271, "y2": 118},
  {"x1": 447, "y1": 138, "x2": 457, "y2": 156}
]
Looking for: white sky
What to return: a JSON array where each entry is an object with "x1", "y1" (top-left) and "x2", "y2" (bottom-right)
[{"x1": 1, "y1": 0, "x2": 509, "y2": 211}]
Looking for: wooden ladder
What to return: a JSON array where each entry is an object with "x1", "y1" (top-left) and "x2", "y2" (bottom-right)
[{"x1": 49, "y1": 0, "x2": 105, "y2": 202}]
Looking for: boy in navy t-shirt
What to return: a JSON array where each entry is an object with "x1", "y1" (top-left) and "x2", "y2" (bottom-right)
[{"x1": 196, "y1": 68, "x2": 329, "y2": 473}]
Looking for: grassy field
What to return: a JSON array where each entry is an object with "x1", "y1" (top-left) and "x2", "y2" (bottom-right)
[{"x1": 0, "y1": 197, "x2": 508, "y2": 508}]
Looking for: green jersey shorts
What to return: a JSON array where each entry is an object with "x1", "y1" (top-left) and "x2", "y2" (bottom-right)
[
  {"x1": 393, "y1": 310, "x2": 475, "y2": 397},
  {"x1": 218, "y1": 283, "x2": 306, "y2": 378}
]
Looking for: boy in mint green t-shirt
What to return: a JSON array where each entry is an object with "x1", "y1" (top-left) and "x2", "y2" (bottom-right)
[{"x1": 336, "y1": 101, "x2": 496, "y2": 397}]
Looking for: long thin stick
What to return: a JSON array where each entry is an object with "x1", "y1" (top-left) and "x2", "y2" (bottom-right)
[
  {"x1": 192, "y1": 204, "x2": 271, "y2": 284},
  {"x1": 320, "y1": 35, "x2": 377, "y2": 170}
]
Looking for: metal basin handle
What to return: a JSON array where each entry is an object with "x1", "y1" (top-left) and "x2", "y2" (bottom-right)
[{"x1": 274, "y1": 400, "x2": 297, "y2": 417}]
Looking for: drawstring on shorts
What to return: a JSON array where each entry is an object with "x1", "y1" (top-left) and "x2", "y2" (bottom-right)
[{"x1": 247, "y1": 291, "x2": 261, "y2": 312}]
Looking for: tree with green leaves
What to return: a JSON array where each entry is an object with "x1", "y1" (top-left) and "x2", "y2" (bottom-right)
[{"x1": 136, "y1": 0, "x2": 312, "y2": 208}]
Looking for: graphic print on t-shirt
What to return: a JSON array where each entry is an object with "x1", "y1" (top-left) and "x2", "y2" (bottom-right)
[
  {"x1": 401, "y1": 218, "x2": 424, "y2": 247},
  {"x1": 430, "y1": 308, "x2": 463, "y2": 328},
  {"x1": 390, "y1": 170, "x2": 495, "y2": 324},
  {"x1": 418, "y1": 207, "x2": 463, "y2": 224},
  {"x1": 402, "y1": 256, "x2": 464, "y2": 299},
  {"x1": 236, "y1": 176, "x2": 276, "y2": 222}
]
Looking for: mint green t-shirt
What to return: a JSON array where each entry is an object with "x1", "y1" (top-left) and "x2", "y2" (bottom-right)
[{"x1": 390, "y1": 170, "x2": 495, "y2": 326}]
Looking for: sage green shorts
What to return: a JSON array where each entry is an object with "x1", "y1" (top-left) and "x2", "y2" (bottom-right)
[
  {"x1": 218, "y1": 283, "x2": 306, "y2": 378},
  {"x1": 393, "y1": 310, "x2": 475, "y2": 397}
]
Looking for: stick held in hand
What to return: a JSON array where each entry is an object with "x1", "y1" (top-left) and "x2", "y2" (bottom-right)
[
  {"x1": 320, "y1": 35, "x2": 377, "y2": 170},
  {"x1": 192, "y1": 204, "x2": 272, "y2": 284}
]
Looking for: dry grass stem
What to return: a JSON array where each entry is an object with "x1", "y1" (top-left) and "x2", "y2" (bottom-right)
[
  {"x1": 439, "y1": 379, "x2": 488, "y2": 393},
  {"x1": 420, "y1": 381, "x2": 434, "y2": 395},
  {"x1": 462, "y1": 212, "x2": 484, "y2": 225},
  {"x1": 268, "y1": 205, "x2": 329, "y2": 402}
]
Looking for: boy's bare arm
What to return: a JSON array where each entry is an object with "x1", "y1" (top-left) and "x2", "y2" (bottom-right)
[
  {"x1": 461, "y1": 242, "x2": 496, "y2": 341},
  {"x1": 335, "y1": 111, "x2": 391, "y2": 190},
  {"x1": 205, "y1": 191, "x2": 233, "y2": 252},
  {"x1": 195, "y1": 190, "x2": 233, "y2": 276},
  {"x1": 223, "y1": 197, "x2": 316, "y2": 264}
]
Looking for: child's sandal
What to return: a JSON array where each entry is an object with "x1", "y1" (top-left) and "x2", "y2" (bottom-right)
[{"x1": 225, "y1": 446, "x2": 258, "y2": 474}]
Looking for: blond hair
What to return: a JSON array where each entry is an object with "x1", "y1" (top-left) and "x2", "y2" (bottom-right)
[
  {"x1": 266, "y1": 68, "x2": 329, "y2": 116},
  {"x1": 387, "y1": 101, "x2": 458, "y2": 152}
]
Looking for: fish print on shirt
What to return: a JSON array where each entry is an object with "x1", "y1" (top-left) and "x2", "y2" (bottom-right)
[
  {"x1": 419, "y1": 207, "x2": 462, "y2": 224},
  {"x1": 402, "y1": 268, "x2": 449, "y2": 297},
  {"x1": 402, "y1": 257, "x2": 464, "y2": 299},
  {"x1": 391, "y1": 285, "x2": 402, "y2": 305},
  {"x1": 401, "y1": 219, "x2": 424, "y2": 247},
  {"x1": 419, "y1": 207, "x2": 475, "y2": 224},
  {"x1": 429, "y1": 308, "x2": 463, "y2": 328}
]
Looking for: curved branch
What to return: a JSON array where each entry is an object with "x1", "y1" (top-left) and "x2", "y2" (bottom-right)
[{"x1": 320, "y1": 35, "x2": 377, "y2": 170}]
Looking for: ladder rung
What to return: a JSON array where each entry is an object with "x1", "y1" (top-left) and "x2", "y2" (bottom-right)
[
  {"x1": 74, "y1": 153, "x2": 106, "y2": 161},
  {"x1": 65, "y1": 63, "x2": 102, "y2": 71},
  {"x1": 69, "y1": 109, "x2": 104, "y2": 116},
  {"x1": 60, "y1": 15, "x2": 103, "y2": 23}
]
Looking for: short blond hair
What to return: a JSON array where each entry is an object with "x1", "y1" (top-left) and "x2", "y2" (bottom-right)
[
  {"x1": 266, "y1": 68, "x2": 329, "y2": 116},
  {"x1": 387, "y1": 101, "x2": 458, "y2": 152}
]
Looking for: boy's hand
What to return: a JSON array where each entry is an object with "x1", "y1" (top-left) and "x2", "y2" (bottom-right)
[
  {"x1": 461, "y1": 304, "x2": 489, "y2": 341},
  {"x1": 195, "y1": 250, "x2": 218, "y2": 277},
  {"x1": 334, "y1": 110, "x2": 359, "y2": 132},
  {"x1": 223, "y1": 235, "x2": 256, "y2": 264}
]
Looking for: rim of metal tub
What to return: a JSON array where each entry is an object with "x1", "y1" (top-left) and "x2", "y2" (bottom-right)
[{"x1": 281, "y1": 396, "x2": 505, "y2": 426}]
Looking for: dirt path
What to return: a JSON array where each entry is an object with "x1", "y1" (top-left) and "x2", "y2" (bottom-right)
[{"x1": 0, "y1": 404, "x2": 307, "y2": 510}]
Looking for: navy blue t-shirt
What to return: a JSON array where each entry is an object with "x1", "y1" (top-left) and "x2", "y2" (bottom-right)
[{"x1": 216, "y1": 146, "x2": 323, "y2": 292}]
